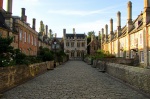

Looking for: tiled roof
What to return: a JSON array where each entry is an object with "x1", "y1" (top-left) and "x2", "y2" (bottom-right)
[{"x1": 66, "y1": 34, "x2": 86, "y2": 38}]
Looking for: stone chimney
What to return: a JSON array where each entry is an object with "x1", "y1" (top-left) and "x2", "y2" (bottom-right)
[
  {"x1": 49, "y1": 29, "x2": 52, "y2": 38},
  {"x1": 32, "y1": 18, "x2": 36, "y2": 30},
  {"x1": 110, "y1": 18, "x2": 113, "y2": 33},
  {"x1": 110, "y1": 18, "x2": 113, "y2": 40},
  {"x1": 63, "y1": 28, "x2": 66, "y2": 36},
  {"x1": 105, "y1": 24, "x2": 108, "y2": 42},
  {"x1": 143, "y1": 0, "x2": 150, "y2": 25},
  {"x1": 102, "y1": 28, "x2": 104, "y2": 41},
  {"x1": 98, "y1": 31, "x2": 101, "y2": 40},
  {"x1": 73, "y1": 28, "x2": 75, "y2": 34},
  {"x1": 21, "y1": 8, "x2": 26, "y2": 22},
  {"x1": 46, "y1": 25, "x2": 48, "y2": 36},
  {"x1": 127, "y1": 1, "x2": 132, "y2": 22},
  {"x1": 7, "y1": 0, "x2": 12, "y2": 14},
  {"x1": 0, "y1": 0, "x2": 3, "y2": 10},
  {"x1": 127, "y1": 1, "x2": 133, "y2": 32},
  {"x1": 117, "y1": 11, "x2": 121, "y2": 37}
]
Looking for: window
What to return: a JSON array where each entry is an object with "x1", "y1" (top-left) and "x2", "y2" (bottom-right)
[
  {"x1": 139, "y1": 32, "x2": 143, "y2": 45},
  {"x1": 82, "y1": 42, "x2": 85, "y2": 47},
  {"x1": 140, "y1": 51, "x2": 144, "y2": 63},
  {"x1": 66, "y1": 42, "x2": 69, "y2": 46},
  {"x1": 131, "y1": 50, "x2": 134, "y2": 58},
  {"x1": 28, "y1": 34, "x2": 30, "y2": 43},
  {"x1": 34, "y1": 37, "x2": 36, "y2": 46},
  {"x1": 24, "y1": 32, "x2": 26, "y2": 42},
  {"x1": 71, "y1": 42, "x2": 74, "y2": 47},
  {"x1": 19, "y1": 29, "x2": 22, "y2": 40},
  {"x1": 71, "y1": 52, "x2": 74, "y2": 57},
  {"x1": 77, "y1": 42, "x2": 80, "y2": 47},
  {"x1": 39, "y1": 42, "x2": 41, "y2": 47},
  {"x1": 77, "y1": 52, "x2": 80, "y2": 57},
  {"x1": 32, "y1": 36, "x2": 34, "y2": 45}
]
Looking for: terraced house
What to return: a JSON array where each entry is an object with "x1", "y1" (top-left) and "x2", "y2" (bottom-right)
[
  {"x1": 101, "y1": 0, "x2": 150, "y2": 68},
  {"x1": 63, "y1": 28, "x2": 87, "y2": 60},
  {"x1": 0, "y1": 0, "x2": 51, "y2": 56}
]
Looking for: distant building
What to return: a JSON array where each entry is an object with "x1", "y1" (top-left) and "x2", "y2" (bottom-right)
[
  {"x1": 63, "y1": 28, "x2": 87, "y2": 60},
  {"x1": 87, "y1": 34, "x2": 100, "y2": 55}
]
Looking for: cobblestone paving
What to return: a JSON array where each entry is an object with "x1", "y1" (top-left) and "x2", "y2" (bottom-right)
[{"x1": 1, "y1": 61, "x2": 149, "y2": 99}]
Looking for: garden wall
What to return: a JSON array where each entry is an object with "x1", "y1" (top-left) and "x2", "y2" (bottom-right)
[
  {"x1": 95, "y1": 60, "x2": 150, "y2": 95},
  {"x1": 0, "y1": 61, "x2": 54, "y2": 93}
]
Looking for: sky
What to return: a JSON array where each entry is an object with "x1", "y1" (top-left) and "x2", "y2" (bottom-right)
[{"x1": 3, "y1": 0, "x2": 143, "y2": 37}]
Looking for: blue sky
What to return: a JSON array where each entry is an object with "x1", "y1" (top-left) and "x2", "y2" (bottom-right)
[{"x1": 3, "y1": 0, "x2": 143, "y2": 37}]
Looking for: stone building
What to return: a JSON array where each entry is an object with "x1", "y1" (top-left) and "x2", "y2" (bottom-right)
[
  {"x1": 0, "y1": 0, "x2": 18, "y2": 49},
  {"x1": 63, "y1": 28, "x2": 87, "y2": 60},
  {"x1": 87, "y1": 33, "x2": 101, "y2": 55},
  {"x1": 38, "y1": 21, "x2": 51, "y2": 50},
  {"x1": 101, "y1": 0, "x2": 150, "y2": 68},
  {"x1": 13, "y1": 8, "x2": 38, "y2": 56}
]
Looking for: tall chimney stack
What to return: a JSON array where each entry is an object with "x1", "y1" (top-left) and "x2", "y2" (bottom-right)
[
  {"x1": 0, "y1": 0, "x2": 3, "y2": 10},
  {"x1": 73, "y1": 28, "x2": 75, "y2": 34},
  {"x1": 110, "y1": 18, "x2": 113, "y2": 40},
  {"x1": 117, "y1": 11, "x2": 121, "y2": 27},
  {"x1": 110, "y1": 18, "x2": 113, "y2": 33},
  {"x1": 127, "y1": 1, "x2": 133, "y2": 32},
  {"x1": 127, "y1": 1, "x2": 132, "y2": 22},
  {"x1": 102, "y1": 28, "x2": 104, "y2": 41},
  {"x1": 117, "y1": 11, "x2": 121, "y2": 37},
  {"x1": 7, "y1": 0, "x2": 12, "y2": 14},
  {"x1": 32, "y1": 18, "x2": 36, "y2": 30},
  {"x1": 21, "y1": 8, "x2": 26, "y2": 22},
  {"x1": 105, "y1": 24, "x2": 108, "y2": 42}
]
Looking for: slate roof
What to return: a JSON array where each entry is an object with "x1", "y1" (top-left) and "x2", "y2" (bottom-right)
[{"x1": 66, "y1": 34, "x2": 86, "y2": 39}]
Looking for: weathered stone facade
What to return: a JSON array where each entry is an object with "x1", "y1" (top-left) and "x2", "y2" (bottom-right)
[
  {"x1": 101, "y1": 0, "x2": 150, "y2": 68},
  {"x1": 63, "y1": 28, "x2": 87, "y2": 60}
]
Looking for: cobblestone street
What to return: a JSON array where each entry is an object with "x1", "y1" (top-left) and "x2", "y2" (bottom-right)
[{"x1": 1, "y1": 61, "x2": 149, "y2": 99}]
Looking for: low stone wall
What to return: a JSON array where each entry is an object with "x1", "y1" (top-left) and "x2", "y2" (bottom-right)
[
  {"x1": 96, "y1": 61, "x2": 150, "y2": 95},
  {"x1": 0, "y1": 61, "x2": 54, "y2": 93}
]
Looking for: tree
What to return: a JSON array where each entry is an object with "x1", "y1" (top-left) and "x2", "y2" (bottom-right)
[
  {"x1": 87, "y1": 31, "x2": 95, "y2": 37},
  {"x1": 37, "y1": 47, "x2": 54, "y2": 61},
  {"x1": 0, "y1": 36, "x2": 14, "y2": 66}
]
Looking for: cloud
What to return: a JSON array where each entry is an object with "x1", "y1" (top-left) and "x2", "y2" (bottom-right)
[{"x1": 48, "y1": 4, "x2": 125, "y2": 16}]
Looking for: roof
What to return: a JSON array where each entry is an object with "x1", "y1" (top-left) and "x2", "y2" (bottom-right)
[{"x1": 66, "y1": 34, "x2": 86, "y2": 39}]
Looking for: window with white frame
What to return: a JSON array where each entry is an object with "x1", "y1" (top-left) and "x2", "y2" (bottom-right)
[
  {"x1": 139, "y1": 32, "x2": 143, "y2": 45},
  {"x1": 140, "y1": 51, "x2": 144, "y2": 63},
  {"x1": 19, "y1": 29, "x2": 22, "y2": 40},
  {"x1": 28, "y1": 34, "x2": 30, "y2": 43},
  {"x1": 131, "y1": 50, "x2": 134, "y2": 58},
  {"x1": 34, "y1": 37, "x2": 36, "y2": 46},
  {"x1": 24, "y1": 32, "x2": 26, "y2": 42},
  {"x1": 32, "y1": 36, "x2": 34, "y2": 45},
  {"x1": 39, "y1": 42, "x2": 41, "y2": 47}
]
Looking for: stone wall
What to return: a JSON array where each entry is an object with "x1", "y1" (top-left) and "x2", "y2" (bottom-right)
[
  {"x1": 0, "y1": 61, "x2": 54, "y2": 93},
  {"x1": 95, "y1": 61, "x2": 150, "y2": 95}
]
